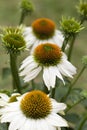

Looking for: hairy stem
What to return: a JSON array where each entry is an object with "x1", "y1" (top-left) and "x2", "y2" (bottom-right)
[
  {"x1": 68, "y1": 35, "x2": 76, "y2": 61},
  {"x1": 19, "y1": 11, "x2": 25, "y2": 25},
  {"x1": 10, "y1": 53, "x2": 21, "y2": 93}
]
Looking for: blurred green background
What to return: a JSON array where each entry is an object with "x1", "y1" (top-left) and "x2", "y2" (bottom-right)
[{"x1": 0, "y1": 0, "x2": 87, "y2": 92}]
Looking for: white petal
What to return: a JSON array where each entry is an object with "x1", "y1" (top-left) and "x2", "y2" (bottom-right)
[
  {"x1": 51, "y1": 98, "x2": 67, "y2": 113},
  {"x1": 36, "y1": 119, "x2": 56, "y2": 130},
  {"x1": 19, "y1": 56, "x2": 34, "y2": 70},
  {"x1": 20, "y1": 61, "x2": 38, "y2": 76},
  {"x1": 0, "y1": 102, "x2": 20, "y2": 115},
  {"x1": 20, "y1": 119, "x2": 36, "y2": 130},
  {"x1": 58, "y1": 59, "x2": 76, "y2": 78},
  {"x1": 62, "y1": 59, "x2": 76, "y2": 75},
  {"x1": 48, "y1": 67, "x2": 56, "y2": 88},
  {"x1": 26, "y1": 36, "x2": 37, "y2": 48},
  {"x1": 43, "y1": 67, "x2": 56, "y2": 90},
  {"x1": 53, "y1": 66, "x2": 65, "y2": 84},
  {"x1": 24, "y1": 66, "x2": 42, "y2": 82},
  {"x1": 0, "y1": 99, "x2": 8, "y2": 106},
  {"x1": 58, "y1": 65, "x2": 73, "y2": 78},
  {"x1": 8, "y1": 113, "x2": 26, "y2": 130},
  {"x1": 53, "y1": 30, "x2": 64, "y2": 47},
  {"x1": 46, "y1": 113, "x2": 68, "y2": 127},
  {"x1": 1, "y1": 111, "x2": 22, "y2": 123},
  {"x1": 23, "y1": 27, "x2": 32, "y2": 36},
  {"x1": 0, "y1": 93, "x2": 9, "y2": 101}
]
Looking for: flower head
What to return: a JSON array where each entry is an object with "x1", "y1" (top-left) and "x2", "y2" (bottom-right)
[
  {"x1": 19, "y1": 43, "x2": 76, "y2": 90},
  {"x1": 60, "y1": 17, "x2": 84, "y2": 36},
  {"x1": 32, "y1": 18, "x2": 55, "y2": 39},
  {"x1": 23, "y1": 18, "x2": 64, "y2": 52},
  {"x1": 76, "y1": 0, "x2": 87, "y2": 21},
  {"x1": 0, "y1": 90, "x2": 68, "y2": 130},
  {"x1": 0, "y1": 93, "x2": 20, "y2": 106},
  {"x1": 1, "y1": 26, "x2": 26, "y2": 54},
  {"x1": 34, "y1": 43, "x2": 62, "y2": 66}
]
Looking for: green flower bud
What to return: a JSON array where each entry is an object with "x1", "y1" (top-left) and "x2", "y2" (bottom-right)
[
  {"x1": 1, "y1": 26, "x2": 26, "y2": 54},
  {"x1": 82, "y1": 56, "x2": 87, "y2": 67},
  {"x1": 60, "y1": 17, "x2": 84, "y2": 36},
  {"x1": 20, "y1": 0, "x2": 34, "y2": 15},
  {"x1": 9, "y1": 93, "x2": 21, "y2": 103},
  {"x1": 76, "y1": 0, "x2": 87, "y2": 21}
]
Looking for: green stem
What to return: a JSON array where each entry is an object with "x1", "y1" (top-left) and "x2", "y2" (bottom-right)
[
  {"x1": 70, "y1": 66, "x2": 85, "y2": 87},
  {"x1": 68, "y1": 35, "x2": 76, "y2": 61},
  {"x1": 62, "y1": 36, "x2": 70, "y2": 52},
  {"x1": 61, "y1": 66, "x2": 85, "y2": 101},
  {"x1": 65, "y1": 97, "x2": 85, "y2": 113},
  {"x1": 42, "y1": 82, "x2": 49, "y2": 94},
  {"x1": 19, "y1": 11, "x2": 25, "y2": 25},
  {"x1": 31, "y1": 80, "x2": 35, "y2": 90},
  {"x1": 75, "y1": 114, "x2": 87, "y2": 130},
  {"x1": 80, "y1": 16, "x2": 85, "y2": 24},
  {"x1": 10, "y1": 53, "x2": 21, "y2": 93},
  {"x1": 50, "y1": 87, "x2": 56, "y2": 98}
]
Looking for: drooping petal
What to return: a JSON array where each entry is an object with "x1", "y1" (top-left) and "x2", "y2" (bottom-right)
[
  {"x1": 19, "y1": 56, "x2": 34, "y2": 70},
  {"x1": 53, "y1": 66, "x2": 65, "y2": 84},
  {"x1": 24, "y1": 66, "x2": 42, "y2": 82},
  {"x1": 0, "y1": 93, "x2": 9, "y2": 106},
  {"x1": 48, "y1": 67, "x2": 56, "y2": 88},
  {"x1": 1, "y1": 111, "x2": 22, "y2": 123},
  {"x1": 46, "y1": 113, "x2": 68, "y2": 127},
  {"x1": 19, "y1": 61, "x2": 38, "y2": 76},
  {"x1": 43, "y1": 67, "x2": 56, "y2": 90},
  {"x1": 8, "y1": 113, "x2": 26, "y2": 130},
  {"x1": 0, "y1": 93, "x2": 9, "y2": 101},
  {"x1": 58, "y1": 58, "x2": 76, "y2": 78},
  {"x1": 52, "y1": 30, "x2": 64, "y2": 48},
  {"x1": 51, "y1": 98, "x2": 67, "y2": 113}
]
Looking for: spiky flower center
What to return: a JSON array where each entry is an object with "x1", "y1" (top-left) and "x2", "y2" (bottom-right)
[
  {"x1": 20, "y1": 90, "x2": 52, "y2": 119},
  {"x1": 32, "y1": 18, "x2": 55, "y2": 39},
  {"x1": 2, "y1": 26, "x2": 26, "y2": 53},
  {"x1": 3, "y1": 34, "x2": 25, "y2": 49},
  {"x1": 34, "y1": 43, "x2": 62, "y2": 66}
]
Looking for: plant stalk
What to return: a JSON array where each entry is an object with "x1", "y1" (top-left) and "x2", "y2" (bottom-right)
[
  {"x1": 68, "y1": 35, "x2": 76, "y2": 61},
  {"x1": 10, "y1": 53, "x2": 21, "y2": 93},
  {"x1": 61, "y1": 66, "x2": 85, "y2": 101}
]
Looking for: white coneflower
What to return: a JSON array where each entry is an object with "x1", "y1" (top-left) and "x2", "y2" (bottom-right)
[
  {"x1": 0, "y1": 90, "x2": 68, "y2": 130},
  {"x1": 23, "y1": 18, "x2": 64, "y2": 52},
  {"x1": 19, "y1": 43, "x2": 76, "y2": 90},
  {"x1": 0, "y1": 93, "x2": 21, "y2": 106}
]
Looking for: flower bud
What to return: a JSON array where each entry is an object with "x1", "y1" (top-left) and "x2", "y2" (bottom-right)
[
  {"x1": 60, "y1": 17, "x2": 84, "y2": 36},
  {"x1": 76, "y1": 0, "x2": 87, "y2": 22},
  {"x1": 20, "y1": 0, "x2": 34, "y2": 15},
  {"x1": 1, "y1": 26, "x2": 26, "y2": 54}
]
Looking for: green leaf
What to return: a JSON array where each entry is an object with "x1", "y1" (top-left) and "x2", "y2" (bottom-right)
[
  {"x1": 68, "y1": 88, "x2": 83, "y2": 104},
  {"x1": 55, "y1": 78, "x2": 71, "y2": 101},
  {"x1": 64, "y1": 113, "x2": 80, "y2": 124},
  {"x1": 0, "y1": 123, "x2": 8, "y2": 130},
  {"x1": 80, "y1": 90, "x2": 87, "y2": 98}
]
